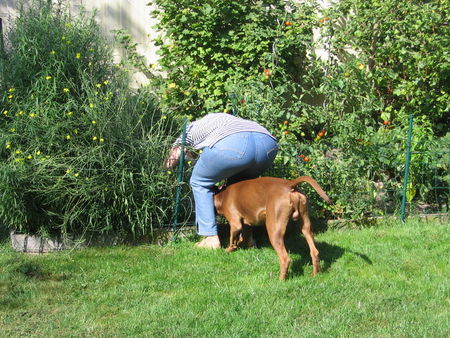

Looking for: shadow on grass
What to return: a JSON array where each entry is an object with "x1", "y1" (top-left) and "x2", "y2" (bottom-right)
[
  {"x1": 0, "y1": 259, "x2": 71, "y2": 310},
  {"x1": 218, "y1": 221, "x2": 372, "y2": 278},
  {"x1": 3, "y1": 257, "x2": 71, "y2": 282}
]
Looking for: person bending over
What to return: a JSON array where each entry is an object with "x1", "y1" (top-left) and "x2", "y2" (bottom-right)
[{"x1": 165, "y1": 113, "x2": 278, "y2": 249}]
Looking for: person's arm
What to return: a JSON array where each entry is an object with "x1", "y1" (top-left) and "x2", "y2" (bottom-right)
[{"x1": 164, "y1": 145, "x2": 181, "y2": 169}]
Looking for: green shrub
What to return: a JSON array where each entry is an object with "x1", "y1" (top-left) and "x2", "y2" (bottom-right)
[
  {"x1": 0, "y1": 1, "x2": 183, "y2": 237},
  {"x1": 0, "y1": 1, "x2": 113, "y2": 96},
  {"x1": 147, "y1": 0, "x2": 448, "y2": 220},
  {"x1": 325, "y1": 0, "x2": 449, "y2": 136},
  {"x1": 2, "y1": 0, "x2": 446, "y2": 234},
  {"x1": 148, "y1": 0, "x2": 317, "y2": 117},
  {"x1": 312, "y1": 0, "x2": 450, "y2": 216}
]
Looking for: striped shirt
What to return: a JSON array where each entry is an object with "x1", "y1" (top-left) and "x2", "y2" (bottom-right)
[{"x1": 174, "y1": 113, "x2": 276, "y2": 149}]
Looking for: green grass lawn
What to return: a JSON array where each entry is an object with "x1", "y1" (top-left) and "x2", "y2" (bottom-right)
[{"x1": 1, "y1": 218, "x2": 448, "y2": 337}]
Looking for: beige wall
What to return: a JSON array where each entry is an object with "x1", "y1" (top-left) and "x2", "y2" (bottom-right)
[{"x1": 77, "y1": 0, "x2": 159, "y2": 85}]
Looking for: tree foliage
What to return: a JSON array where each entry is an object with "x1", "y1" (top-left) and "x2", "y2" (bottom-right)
[{"x1": 149, "y1": 0, "x2": 317, "y2": 116}]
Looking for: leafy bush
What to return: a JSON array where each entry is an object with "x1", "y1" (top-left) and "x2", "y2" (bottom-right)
[
  {"x1": 149, "y1": 0, "x2": 317, "y2": 117},
  {"x1": 0, "y1": 1, "x2": 183, "y2": 237},
  {"x1": 0, "y1": 0, "x2": 447, "y2": 235},
  {"x1": 0, "y1": 1, "x2": 113, "y2": 95},
  {"x1": 326, "y1": 0, "x2": 449, "y2": 136},
  {"x1": 147, "y1": 0, "x2": 448, "y2": 220},
  {"x1": 312, "y1": 0, "x2": 450, "y2": 216}
]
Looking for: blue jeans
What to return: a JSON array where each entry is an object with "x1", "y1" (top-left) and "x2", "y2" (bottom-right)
[{"x1": 190, "y1": 132, "x2": 278, "y2": 236}]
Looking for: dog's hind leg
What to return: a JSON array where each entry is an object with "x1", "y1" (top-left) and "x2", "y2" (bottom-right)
[
  {"x1": 266, "y1": 201, "x2": 292, "y2": 280},
  {"x1": 298, "y1": 194, "x2": 320, "y2": 275},
  {"x1": 267, "y1": 224, "x2": 290, "y2": 280}
]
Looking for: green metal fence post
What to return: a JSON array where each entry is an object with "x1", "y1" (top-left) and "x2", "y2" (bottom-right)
[
  {"x1": 401, "y1": 114, "x2": 414, "y2": 223},
  {"x1": 172, "y1": 117, "x2": 187, "y2": 237}
]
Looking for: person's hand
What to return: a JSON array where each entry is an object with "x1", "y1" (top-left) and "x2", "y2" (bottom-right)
[{"x1": 164, "y1": 146, "x2": 181, "y2": 169}]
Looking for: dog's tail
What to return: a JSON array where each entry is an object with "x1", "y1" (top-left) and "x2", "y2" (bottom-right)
[{"x1": 289, "y1": 176, "x2": 331, "y2": 204}]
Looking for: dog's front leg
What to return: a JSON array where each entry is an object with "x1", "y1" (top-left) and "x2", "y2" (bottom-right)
[
  {"x1": 226, "y1": 219, "x2": 242, "y2": 253},
  {"x1": 237, "y1": 224, "x2": 256, "y2": 249}
]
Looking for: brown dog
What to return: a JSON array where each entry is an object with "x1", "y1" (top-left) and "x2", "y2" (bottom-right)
[{"x1": 214, "y1": 176, "x2": 331, "y2": 280}]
